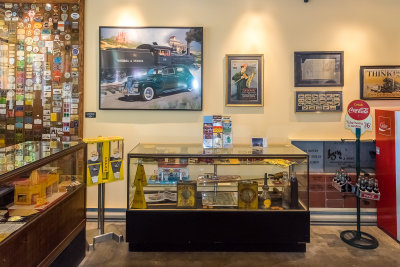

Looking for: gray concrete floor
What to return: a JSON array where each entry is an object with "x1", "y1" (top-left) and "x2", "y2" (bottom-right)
[{"x1": 80, "y1": 222, "x2": 400, "y2": 267}]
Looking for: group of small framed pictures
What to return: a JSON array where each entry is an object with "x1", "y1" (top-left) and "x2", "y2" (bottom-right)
[
  {"x1": 294, "y1": 51, "x2": 400, "y2": 113},
  {"x1": 294, "y1": 51, "x2": 344, "y2": 113}
]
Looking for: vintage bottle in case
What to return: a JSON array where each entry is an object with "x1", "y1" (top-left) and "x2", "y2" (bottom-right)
[
  {"x1": 373, "y1": 179, "x2": 379, "y2": 194},
  {"x1": 281, "y1": 171, "x2": 290, "y2": 209},
  {"x1": 259, "y1": 173, "x2": 271, "y2": 209},
  {"x1": 290, "y1": 176, "x2": 299, "y2": 209}
]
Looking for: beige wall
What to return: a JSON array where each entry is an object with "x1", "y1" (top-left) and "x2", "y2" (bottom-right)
[{"x1": 84, "y1": 0, "x2": 400, "y2": 208}]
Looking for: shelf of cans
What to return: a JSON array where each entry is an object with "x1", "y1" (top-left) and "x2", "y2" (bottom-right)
[
  {"x1": 332, "y1": 169, "x2": 380, "y2": 201},
  {"x1": 0, "y1": 3, "x2": 83, "y2": 147}
]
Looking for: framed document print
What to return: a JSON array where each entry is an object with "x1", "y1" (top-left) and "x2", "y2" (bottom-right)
[
  {"x1": 226, "y1": 54, "x2": 263, "y2": 106},
  {"x1": 360, "y1": 66, "x2": 400, "y2": 100},
  {"x1": 294, "y1": 51, "x2": 344, "y2": 87},
  {"x1": 99, "y1": 27, "x2": 203, "y2": 110}
]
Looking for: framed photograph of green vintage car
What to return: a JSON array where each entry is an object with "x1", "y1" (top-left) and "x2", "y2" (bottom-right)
[
  {"x1": 226, "y1": 54, "x2": 264, "y2": 106},
  {"x1": 99, "y1": 27, "x2": 203, "y2": 110}
]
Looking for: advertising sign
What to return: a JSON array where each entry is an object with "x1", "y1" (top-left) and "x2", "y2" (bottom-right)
[{"x1": 345, "y1": 100, "x2": 372, "y2": 135}]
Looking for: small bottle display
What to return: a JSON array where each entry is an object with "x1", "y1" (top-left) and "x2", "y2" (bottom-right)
[
  {"x1": 345, "y1": 175, "x2": 352, "y2": 193},
  {"x1": 281, "y1": 171, "x2": 290, "y2": 209},
  {"x1": 366, "y1": 177, "x2": 374, "y2": 192},
  {"x1": 373, "y1": 179, "x2": 379, "y2": 194},
  {"x1": 259, "y1": 173, "x2": 272, "y2": 209},
  {"x1": 360, "y1": 176, "x2": 367, "y2": 191},
  {"x1": 333, "y1": 170, "x2": 340, "y2": 183}
]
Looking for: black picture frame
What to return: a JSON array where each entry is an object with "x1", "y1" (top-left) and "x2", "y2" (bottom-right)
[
  {"x1": 226, "y1": 54, "x2": 263, "y2": 106},
  {"x1": 295, "y1": 91, "x2": 343, "y2": 112},
  {"x1": 99, "y1": 27, "x2": 203, "y2": 110},
  {"x1": 360, "y1": 65, "x2": 400, "y2": 100},
  {"x1": 294, "y1": 51, "x2": 344, "y2": 87}
]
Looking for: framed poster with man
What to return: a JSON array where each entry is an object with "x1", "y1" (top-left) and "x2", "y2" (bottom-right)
[{"x1": 226, "y1": 54, "x2": 263, "y2": 106}]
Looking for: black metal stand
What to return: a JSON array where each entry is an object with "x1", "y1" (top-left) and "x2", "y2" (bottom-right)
[
  {"x1": 88, "y1": 183, "x2": 123, "y2": 251},
  {"x1": 340, "y1": 128, "x2": 378, "y2": 249}
]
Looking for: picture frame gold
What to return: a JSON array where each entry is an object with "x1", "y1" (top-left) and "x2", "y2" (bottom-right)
[
  {"x1": 360, "y1": 66, "x2": 400, "y2": 100},
  {"x1": 226, "y1": 54, "x2": 264, "y2": 107}
]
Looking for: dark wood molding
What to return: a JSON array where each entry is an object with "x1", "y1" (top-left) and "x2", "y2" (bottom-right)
[{"x1": 38, "y1": 219, "x2": 86, "y2": 267}]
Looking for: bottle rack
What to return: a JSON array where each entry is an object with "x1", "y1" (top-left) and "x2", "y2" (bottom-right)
[{"x1": 333, "y1": 129, "x2": 379, "y2": 249}]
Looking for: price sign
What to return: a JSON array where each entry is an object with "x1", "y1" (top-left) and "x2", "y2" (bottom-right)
[{"x1": 345, "y1": 100, "x2": 372, "y2": 135}]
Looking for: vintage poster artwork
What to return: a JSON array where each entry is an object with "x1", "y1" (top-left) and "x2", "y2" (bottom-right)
[
  {"x1": 360, "y1": 66, "x2": 400, "y2": 100},
  {"x1": 294, "y1": 52, "x2": 344, "y2": 87},
  {"x1": 99, "y1": 27, "x2": 203, "y2": 110},
  {"x1": 226, "y1": 55, "x2": 263, "y2": 106}
]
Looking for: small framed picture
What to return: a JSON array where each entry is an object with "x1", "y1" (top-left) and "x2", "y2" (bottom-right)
[
  {"x1": 226, "y1": 54, "x2": 263, "y2": 106},
  {"x1": 295, "y1": 91, "x2": 342, "y2": 112},
  {"x1": 360, "y1": 66, "x2": 400, "y2": 100},
  {"x1": 294, "y1": 51, "x2": 344, "y2": 87}
]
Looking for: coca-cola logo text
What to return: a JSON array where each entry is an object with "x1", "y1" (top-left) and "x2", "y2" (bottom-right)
[
  {"x1": 379, "y1": 122, "x2": 388, "y2": 130},
  {"x1": 378, "y1": 116, "x2": 391, "y2": 136},
  {"x1": 347, "y1": 100, "x2": 370, "y2": 120}
]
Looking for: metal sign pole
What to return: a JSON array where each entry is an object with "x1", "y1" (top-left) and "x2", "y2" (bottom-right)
[{"x1": 340, "y1": 128, "x2": 378, "y2": 249}]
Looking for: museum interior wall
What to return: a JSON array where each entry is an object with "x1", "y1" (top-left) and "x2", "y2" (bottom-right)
[{"x1": 84, "y1": 0, "x2": 400, "y2": 209}]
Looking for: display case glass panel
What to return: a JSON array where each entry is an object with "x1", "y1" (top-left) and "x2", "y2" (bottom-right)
[
  {"x1": 0, "y1": 141, "x2": 85, "y2": 244},
  {"x1": 127, "y1": 143, "x2": 309, "y2": 211}
]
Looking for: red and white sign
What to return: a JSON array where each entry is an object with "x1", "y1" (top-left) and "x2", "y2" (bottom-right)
[
  {"x1": 345, "y1": 100, "x2": 372, "y2": 135},
  {"x1": 377, "y1": 116, "x2": 392, "y2": 136},
  {"x1": 359, "y1": 190, "x2": 381, "y2": 201}
]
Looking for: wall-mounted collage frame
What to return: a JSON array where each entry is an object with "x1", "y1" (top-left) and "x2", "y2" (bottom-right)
[
  {"x1": 226, "y1": 54, "x2": 263, "y2": 107},
  {"x1": 360, "y1": 65, "x2": 400, "y2": 100},
  {"x1": 0, "y1": 1, "x2": 85, "y2": 147},
  {"x1": 294, "y1": 51, "x2": 344, "y2": 87},
  {"x1": 99, "y1": 27, "x2": 203, "y2": 111},
  {"x1": 295, "y1": 91, "x2": 343, "y2": 112}
]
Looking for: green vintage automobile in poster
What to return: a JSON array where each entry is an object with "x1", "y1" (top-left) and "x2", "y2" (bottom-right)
[{"x1": 123, "y1": 65, "x2": 198, "y2": 101}]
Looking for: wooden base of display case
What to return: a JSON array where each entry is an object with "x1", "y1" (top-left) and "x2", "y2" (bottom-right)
[{"x1": 126, "y1": 209, "x2": 310, "y2": 252}]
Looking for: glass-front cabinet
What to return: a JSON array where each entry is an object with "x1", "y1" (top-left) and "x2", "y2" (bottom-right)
[
  {"x1": 127, "y1": 143, "x2": 310, "y2": 252},
  {"x1": 0, "y1": 141, "x2": 86, "y2": 267}
]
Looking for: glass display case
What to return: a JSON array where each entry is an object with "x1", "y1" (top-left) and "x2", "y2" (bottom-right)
[
  {"x1": 0, "y1": 141, "x2": 86, "y2": 267},
  {"x1": 126, "y1": 143, "x2": 310, "y2": 252}
]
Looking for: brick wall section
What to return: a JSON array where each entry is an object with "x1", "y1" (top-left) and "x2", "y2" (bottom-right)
[{"x1": 309, "y1": 173, "x2": 376, "y2": 208}]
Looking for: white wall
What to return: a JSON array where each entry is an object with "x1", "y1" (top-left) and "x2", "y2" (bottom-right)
[{"x1": 84, "y1": 0, "x2": 400, "y2": 209}]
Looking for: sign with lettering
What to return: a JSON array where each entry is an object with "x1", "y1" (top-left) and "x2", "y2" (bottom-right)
[
  {"x1": 345, "y1": 100, "x2": 372, "y2": 135},
  {"x1": 85, "y1": 112, "x2": 96, "y2": 118},
  {"x1": 291, "y1": 141, "x2": 323, "y2": 172},
  {"x1": 292, "y1": 141, "x2": 376, "y2": 172},
  {"x1": 324, "y1": 141, "x2": 376, "y2": 172}
]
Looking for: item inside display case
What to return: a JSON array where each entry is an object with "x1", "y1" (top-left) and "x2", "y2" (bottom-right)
[
  {"x1": 147, "y1": 159, "x2": 188, "y2": 184},
  {"x1": 128, "y1": 144, "x2": 308, "y2": 212},
  {"x1": 0, "y1": 141, "x2": 84, "y2": 244}
]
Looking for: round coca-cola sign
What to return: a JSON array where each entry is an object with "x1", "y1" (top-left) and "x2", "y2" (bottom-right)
[{"x1": 347, "y1": 100, "x2": 370, "y2": 121}]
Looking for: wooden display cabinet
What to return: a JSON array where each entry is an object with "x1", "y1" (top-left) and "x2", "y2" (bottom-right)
[{"x1": 0, "y1": 141, "x2": 86, "y2": 266}]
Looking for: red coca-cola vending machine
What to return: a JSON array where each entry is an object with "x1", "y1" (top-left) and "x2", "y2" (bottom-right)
[{"x1": 375, "y1": 109, "x2": 400, "y2": 241}]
